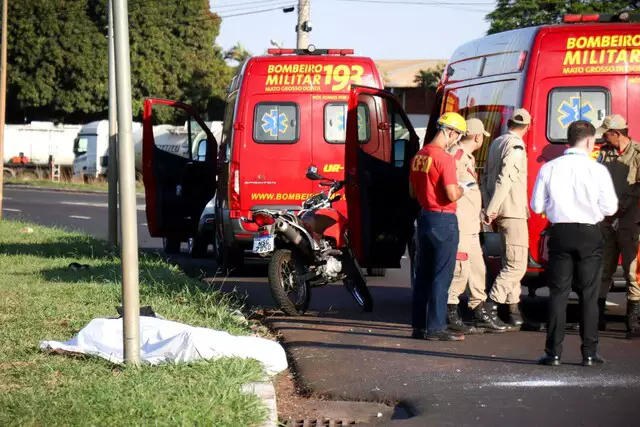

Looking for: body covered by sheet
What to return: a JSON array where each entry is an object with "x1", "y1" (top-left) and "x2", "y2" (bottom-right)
[{"x1": 40, "y1": 317, "x2": 288, "y2": 375}]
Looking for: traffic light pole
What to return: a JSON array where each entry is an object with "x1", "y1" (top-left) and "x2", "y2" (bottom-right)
[
  {"x1": 296, "y1": 0, "x2": 310, "y2": 49},
  {"x1": 112, "y1": 0, "x2": 140, "y2": 365}
]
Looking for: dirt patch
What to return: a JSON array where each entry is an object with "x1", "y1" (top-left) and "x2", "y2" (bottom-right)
[{"x1": 0, "y1": 361, "x2": 36, "y2": 370}]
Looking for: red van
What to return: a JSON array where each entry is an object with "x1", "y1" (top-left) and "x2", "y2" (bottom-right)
[
  {"x1": 421, "y1": 12, "x2": 640, "y2": 290},
  {"x1": 142, "y1": 47, "x2": 387, "y2": 272}
]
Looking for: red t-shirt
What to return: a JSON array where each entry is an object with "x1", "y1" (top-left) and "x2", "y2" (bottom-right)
[{"x1": 410, "y1": 144, "x2": 458, "y2": 213}]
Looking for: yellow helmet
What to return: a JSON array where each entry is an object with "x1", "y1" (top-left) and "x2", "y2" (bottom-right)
[{"x1": 437, "y1": 112, "x2": 467, "y2": 134}]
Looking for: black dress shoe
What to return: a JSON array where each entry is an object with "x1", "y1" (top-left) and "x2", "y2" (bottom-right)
[
  {"x1": 411, "y1": 328, "x2": 426, "y2": 339},
  {"x1": 582, "y1": 355, "x2": 606, "y2": 367},
  {"x1": 537, "y1": 354, "x2": 561, "y2": 366},
  {"x1": 425, "y1": 330, "x2": 465, "y2": 341}
]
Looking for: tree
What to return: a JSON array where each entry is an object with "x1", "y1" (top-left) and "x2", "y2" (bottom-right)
[
  {"x1": 486, "y1": 0, "x2": 640, "y2": 35},
  {"x1": 4, "y1": 0, "x2": 232, "y2": 124},
  {"x1": 414, "y1": 63, "x2": 446, "y2": 91},
  {"x1": 224, "y1": 42, "x2": 252, "y2": 64}
]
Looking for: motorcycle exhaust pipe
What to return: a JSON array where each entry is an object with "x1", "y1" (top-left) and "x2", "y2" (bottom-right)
[{"x1": 275, "y1": 220, "x2": 313, "y2": 258}]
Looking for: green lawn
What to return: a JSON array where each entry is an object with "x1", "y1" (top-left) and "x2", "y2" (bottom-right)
[{"x1": 0, "y1": 221, "x2": 268, "y2": 426}]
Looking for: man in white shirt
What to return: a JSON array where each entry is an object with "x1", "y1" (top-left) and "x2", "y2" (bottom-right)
[{"x1": 530, "y1": 120, "x2": 618, "y2": 367}]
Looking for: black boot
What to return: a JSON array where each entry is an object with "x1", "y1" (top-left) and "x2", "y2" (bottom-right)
[
  {"x1": 598, "y1": 298, "x2": 607, "y2": 331},
  {"x1": 447, "y1": 304, "x2": 482, "y2": 334},
  {"x1": 473, "y1": 301, "x2": 509, "y2": 333},
  {"x1": 626, "y1": 300, "x2": 640, "y2": 333},
  {"x1": 507, "y1": 303, "x2": 524, "y2": 328}
]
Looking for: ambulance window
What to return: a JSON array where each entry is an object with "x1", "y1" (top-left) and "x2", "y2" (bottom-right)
[
  {"x1": 253, "y1": 103, "x2": 299, "y2": 144},
  {"x1": 324, "y1": 103, "x2": 370, "y2": 144},
  {"x1": 548, "y1": 88, "x2": 609, "y2": 143}
]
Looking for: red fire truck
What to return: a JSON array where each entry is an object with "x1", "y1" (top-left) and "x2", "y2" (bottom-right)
[
  {"x1": 142, "y1": 47, "x2": 388, "y2": 274},
  {"x1": 421, "y1": 12, "x2": 640, "y2": 291}
]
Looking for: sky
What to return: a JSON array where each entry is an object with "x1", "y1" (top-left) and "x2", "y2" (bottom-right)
[{"x1": 212, "y1": 0, "x2": 495, "y2": 61}]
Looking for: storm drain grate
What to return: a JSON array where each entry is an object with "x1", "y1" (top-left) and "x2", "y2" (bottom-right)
[{"x1": 283, "y1": 419, "x2": 357, "y2": 427}]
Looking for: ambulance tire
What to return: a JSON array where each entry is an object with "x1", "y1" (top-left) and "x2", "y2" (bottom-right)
[
  {"x1": 366, "y1": 268, "x2": 387, "y2": 277},
  {"x1": 162, "y1": 238, "x2": 181, "y2": 254},
  {"x1": 268, "y1": 249, "x2": 311, "y2": 316},
  {"x1": 188, "y1": 237, "x2": 208, "y2": 259},
  {"x1": 214, "y1": 231, "x2": 244, "y2": 274}
]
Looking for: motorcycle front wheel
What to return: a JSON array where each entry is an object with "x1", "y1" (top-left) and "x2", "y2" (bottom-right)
[{"x1": 268, "y1": 249, "x2": 311, "y2": 316}]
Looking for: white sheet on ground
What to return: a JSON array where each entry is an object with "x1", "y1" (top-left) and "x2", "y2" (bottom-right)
[{"x1": 40, "y1": 317, "x2": 288, "y2": 375}]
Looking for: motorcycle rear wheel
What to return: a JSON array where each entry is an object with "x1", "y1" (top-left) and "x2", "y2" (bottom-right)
[{"x1": 268, "y1": 249, "x2": 311, "y2": 316}]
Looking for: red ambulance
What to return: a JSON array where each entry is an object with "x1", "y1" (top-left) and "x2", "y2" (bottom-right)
[
  {"x1": 421, "y1": 12, "x2": 640, "y2": 290},
  {"x1": 142, "y1": 47, "x2": 387, "y2": 273}
]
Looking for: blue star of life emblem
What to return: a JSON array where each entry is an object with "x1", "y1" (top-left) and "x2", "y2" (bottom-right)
[
  {"x1": 336, "y1": 112, "x2": 363, "y2": 132},
  {"x1": 557, "y1": 96, "x2": 594, "y2": 128},
  {"x1": 261, "y1": 109, "x2": 288, "y2": 137}
]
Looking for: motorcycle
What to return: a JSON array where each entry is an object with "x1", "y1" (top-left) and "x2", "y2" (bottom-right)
[{"x1": 245, "y1": 166, "x2": 373, "y2": 316}]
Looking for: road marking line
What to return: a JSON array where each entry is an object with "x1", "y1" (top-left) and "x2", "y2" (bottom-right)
[
  {"x1": 4, "y1": 197, "x2": 12, "y2": 200},
  {"x1": 60, "y1": 201, "x2": 146, "y2": 210},
  {"x1": 141, "y1": 223, "x2": 148, "y2": 226},
  {"x1": 69, "y1": 215, "x2": 91, "y2": 220},
  {"x1": 3, "y1": 208, "x2": 21, "y2": 212}
]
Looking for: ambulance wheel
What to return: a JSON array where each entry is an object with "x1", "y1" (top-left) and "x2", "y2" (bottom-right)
[
  {"x1": 268, "y1": 249, "x2": 310, "y2": 316},
  {"x1": 188, "y1": 237, "x2": 208, "y2": 258},
  {"x1": 162, "y1": 238, "x2": 181, "y2": 254},
  {"x1": 214, "y1": 235, "x2": 244, "y2": 274},
  {"x1": 366, "y1": 268, "x2": 387, "y2": 277}
]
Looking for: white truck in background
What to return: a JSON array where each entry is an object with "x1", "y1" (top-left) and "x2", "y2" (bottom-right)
[
  {"x1": 73, "y1": 120, "x2": 222, "y2": 182},
  {"x1": 3, "y1": 121, "x2": 82, "y2": 179}
]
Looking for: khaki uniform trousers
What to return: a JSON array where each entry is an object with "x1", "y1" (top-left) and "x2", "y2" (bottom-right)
[
  {"x1": 600, "y1": 221, "x2": 640, "y2": 301},
  {"x1": 448, "y1": 233, "x2": 487, "y2": 309},
  {"x1": 489, "y1": 217, "x2": 528, "y2": 305}
]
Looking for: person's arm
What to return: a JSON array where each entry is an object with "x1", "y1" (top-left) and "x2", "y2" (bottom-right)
[
  {"x1": 530, "y1": 164, "x2": 549, "y2": 215},
  {"x1": 486, "y1": 140, "x2": 525, "y2": 216},
  {"x1": 442, "y1": 156, "x2": 463, "y2": 202},
  {"x1": 409, "y1": 179, "x2": 416, "y2": 199},
  {"x1": 598, "y1": 163, "x2": 620, "y2": 217},
  {"x1": 616, "y1": 153, "x2": 640, "y2": 217}
]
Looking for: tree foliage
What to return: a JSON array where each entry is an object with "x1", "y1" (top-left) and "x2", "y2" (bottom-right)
[
  {"x1": 414, "y1": 63, "x2": 445, "y2": 91},
  {"x1": 486, "y1": 0, "x2": 640, "y2": 35},
  {"x1": 5, "y1": 0, "x2": 232, "y2": 124}
]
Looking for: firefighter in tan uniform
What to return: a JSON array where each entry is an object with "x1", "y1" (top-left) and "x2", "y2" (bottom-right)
[
  {"x1": 481, "y1": 108, "x2": 532, "y2": 330},
  {"x1": 447, "y1": 119, "x2": 509, "y2": 334},
  {"x1": 596, "y1": 114, "x2": 640, "y2": 334}
]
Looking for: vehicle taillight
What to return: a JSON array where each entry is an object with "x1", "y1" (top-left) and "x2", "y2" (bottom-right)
[
  {"x1": 253, "y1": 213, "x2": 275, "y2": 227},
  {"x1": 229, "y1": 161, "x2": 240, "y2": 212}
]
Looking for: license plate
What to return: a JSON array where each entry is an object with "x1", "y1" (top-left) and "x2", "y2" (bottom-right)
[{"x1": 252, "y1": 235, "x2": 275, "y2": 254}]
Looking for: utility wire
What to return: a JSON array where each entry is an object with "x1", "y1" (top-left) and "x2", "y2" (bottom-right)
[
  {"x1": 219, "y1": 5, "x2": 296, "y2": 18},
  {"x1": 212, "y1": 1, "x2": 295, "y2": 13},
  {"x1": 211, "y1": 0, "x2": 288, "y2": 10}
]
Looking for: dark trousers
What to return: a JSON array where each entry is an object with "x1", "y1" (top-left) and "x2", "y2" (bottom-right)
[
  {"x1": 545, "y1": 223, "x2": 604, "y2": 358},
  {"x1": 412, "y1": 210, "x2": 459, "y2": 333}
]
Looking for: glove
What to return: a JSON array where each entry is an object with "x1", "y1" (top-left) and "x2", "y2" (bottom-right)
[{"x1": 612, "y1": 218, "x2": 619, "y2": 231}]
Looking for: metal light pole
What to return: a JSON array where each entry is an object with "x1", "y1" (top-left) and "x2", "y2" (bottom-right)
[
  {"x1": 0, "y1": 0, "x2": 8, "y2": 220},
  {"x1": 112, "y1": 0, "x2": 140, "y2": 365},
  {"x1": 296, "y1": 0, "x2": 310, "y2": 49},
  {"x1": 107, "y1": 0, "x2": 118, "y2": 247}
]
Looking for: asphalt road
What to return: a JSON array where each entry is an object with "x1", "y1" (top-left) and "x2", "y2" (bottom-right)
[
  {"x1": 2, "y1": 186, "x2": 160, "y2": 249},
  {"x1": 4, "y1": 186, "x2": 640, "y2": 426}
]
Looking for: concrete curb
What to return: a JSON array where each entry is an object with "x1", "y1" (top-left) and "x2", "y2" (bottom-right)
[
  {"x1": 4, "y1": 183, "x2": 144, "y2": 197},
  {"x1": 241, "y1": 381, "x2": 278, "y2": 427}
]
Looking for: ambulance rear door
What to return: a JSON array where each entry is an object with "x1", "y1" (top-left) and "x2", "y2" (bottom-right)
[
  {"x1": 142, "y1": 98, "x2": 217, "y2": 240},
  {"x1": 344, "y1": 85, "x2": 420, "y2": 268}
]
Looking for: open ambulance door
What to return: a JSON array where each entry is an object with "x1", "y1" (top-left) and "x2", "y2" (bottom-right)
[
  {"x1": 142, "y1": 98, "x2": 217, "y2": 244},
  {"x1": 344, "y1": 85, "x2": 421, "y2": 268}
]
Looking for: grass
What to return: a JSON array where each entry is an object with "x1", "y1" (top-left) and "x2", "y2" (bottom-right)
[
  {"x1": 0, "y1": 221, "x2": 269, "y2": 427},
  {"x1": 5, "y1": 177, "x2": 145, "y2": 193}
]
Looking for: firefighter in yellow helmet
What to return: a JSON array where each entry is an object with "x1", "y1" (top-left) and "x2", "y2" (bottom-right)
[{"x1": 409, "y1": 112, "x2": 469, "y2": 341}]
